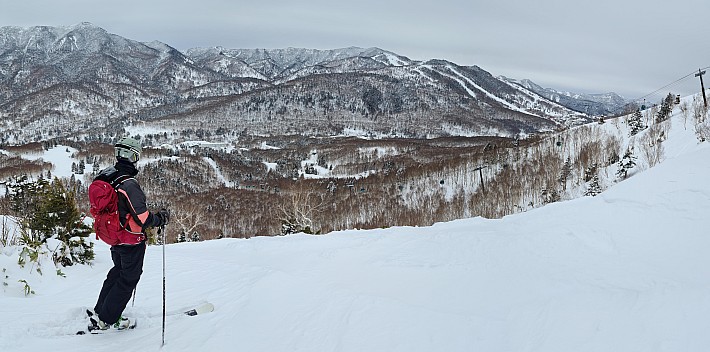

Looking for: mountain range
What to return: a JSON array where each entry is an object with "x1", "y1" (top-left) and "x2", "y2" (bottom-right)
[
  {"x1": 505, "y1": 78, "x2": 629, "y2": 116},
  {"x1": 0, "y1": 23, "x2": 628, "y2": 143}
]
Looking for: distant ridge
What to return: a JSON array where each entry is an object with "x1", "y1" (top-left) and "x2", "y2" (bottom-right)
[
  {"x1": 504, "y1": 77, "x2": 631, "y2": 115},
  {"x1": 0, "y1": 23, "x2": 605, "y2": 142}
]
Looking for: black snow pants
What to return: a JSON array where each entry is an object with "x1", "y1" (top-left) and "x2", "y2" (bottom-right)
[{"x1": 94, "y1": 242, "x2": 146, "y2": 325}]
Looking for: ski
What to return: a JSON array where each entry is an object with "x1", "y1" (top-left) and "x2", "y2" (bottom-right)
[
  {"x1": 78, "y1": 320, "x2": 137, "y2": 335},
  {"x1": 183, "y1": 302, "x2": 214, "y2": 316},
  {"x1": 76, "y1": 302, "x2": 214, "y2": 335},
  {"x1": 76, "y1": 313, "x2": 137, "y2": 335}
]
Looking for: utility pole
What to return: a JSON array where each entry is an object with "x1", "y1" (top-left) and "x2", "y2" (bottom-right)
[
  {"x1": 696, "y1": 69, "x2": 707, "y2": 108},
  {"x1": 474, "y1": 165, "x2": 488, "y2": 193}
]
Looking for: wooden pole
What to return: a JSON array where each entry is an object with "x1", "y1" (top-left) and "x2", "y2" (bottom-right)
[
  {"x1": 474, "y1": 165, "x2": 487, "y2": 193},
  {"x1": 695, "y1": 69, "x2": 707, "y2": 108}
]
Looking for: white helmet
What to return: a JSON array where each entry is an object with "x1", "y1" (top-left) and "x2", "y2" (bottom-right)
[{"x1": 114, "y1": 137, "x2": 142, "y2": 163}]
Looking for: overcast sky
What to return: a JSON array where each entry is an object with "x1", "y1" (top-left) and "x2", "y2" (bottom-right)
[{"x1": 1, "y1": 0, "x2": 708, "y2": 101}]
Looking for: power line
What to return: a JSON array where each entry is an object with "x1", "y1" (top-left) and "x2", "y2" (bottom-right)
[{"x1": 633, "y1": 66, "x2": 710, "y2": 102}]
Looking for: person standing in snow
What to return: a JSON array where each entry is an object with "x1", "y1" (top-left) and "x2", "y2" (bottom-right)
[{"x1": 89, "y1": 137, "x2": 170, "y2": 330}]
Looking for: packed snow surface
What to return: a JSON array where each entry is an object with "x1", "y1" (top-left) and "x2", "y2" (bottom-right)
[{"x1": 2, "y1": 113, "x2": 710, "y2": 351}]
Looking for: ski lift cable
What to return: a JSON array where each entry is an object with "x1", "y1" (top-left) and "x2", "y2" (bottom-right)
[{"x1": 634, "y1": 66, "x2": 710, "y2": 102}]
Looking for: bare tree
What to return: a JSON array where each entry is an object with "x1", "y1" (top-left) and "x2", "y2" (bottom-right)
[
  {"x1": 693, "y1": 96, "x2": 710, "y2": 142},
  {"x1": 641, "y1": 121, "x2": 668, "y2": 168},
  {"x1": 171, "y1": 202, "x2": 207, "y2": 243},
  {"x1": 276, "y1": 185, "x2": 327, "y2": 235}
]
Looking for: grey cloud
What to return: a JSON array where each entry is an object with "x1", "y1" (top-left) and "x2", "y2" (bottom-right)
[{"x1": 1, "y1": 0, "x2": 708, "y2": 99}]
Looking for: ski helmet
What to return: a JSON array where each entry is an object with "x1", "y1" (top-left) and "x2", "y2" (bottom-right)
[{"x1": 114, "y1": 137, "x2": 142, "y2": 163}]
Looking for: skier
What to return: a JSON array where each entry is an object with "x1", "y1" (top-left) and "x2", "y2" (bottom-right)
[{"x1": 89, "y1": 137, "x2": 170, "y2": 331}]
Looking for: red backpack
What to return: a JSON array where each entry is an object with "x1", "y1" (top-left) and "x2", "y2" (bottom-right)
[{"x1": 88, "y1": 175, "x2": 145, "y2": 246}]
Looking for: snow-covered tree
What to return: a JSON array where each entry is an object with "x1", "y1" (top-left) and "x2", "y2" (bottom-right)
[
  {"x1": 629, "y1": 109, "x2": 646, "y2": 136},
  {"x1": 585, "y1": 174, "x2": 603, "y2": 196},
  {"x1": 8, "y1": 177, "x2": 94, "y2": 266},
  {"x1": 583, "y1": 163, "x2": 598, "y2": 182},
  {"x1": 655, "y1": 93, "x2": 674, "y2": 123},
  {"x1": 616, "y1": 147, "x2": 637, "y2": 180},
  {"x1": 541, "y1": 187, "x2": 560, "y2": 204}
]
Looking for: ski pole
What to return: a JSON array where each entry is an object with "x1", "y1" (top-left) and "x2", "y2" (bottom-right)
[{"x1": 161, "y1": 225, "x2": 166, "y2": 348}]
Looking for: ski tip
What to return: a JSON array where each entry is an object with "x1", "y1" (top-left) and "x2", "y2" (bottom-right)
[{"x1": 184, "y1": 302, "x2": 215, "y2": 316}]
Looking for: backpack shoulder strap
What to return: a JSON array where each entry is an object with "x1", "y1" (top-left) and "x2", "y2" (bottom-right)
[
  {"x1": 110, "y1": 174, "x2": 134, "y2": 189},
  {"x1": 112, "y1": 175, "x2": 145, "y2": 229}
]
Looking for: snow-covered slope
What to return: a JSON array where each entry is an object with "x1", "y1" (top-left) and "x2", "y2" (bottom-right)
[{"x1": 1, "y1": 108, "x2": 710, "y2": 351}]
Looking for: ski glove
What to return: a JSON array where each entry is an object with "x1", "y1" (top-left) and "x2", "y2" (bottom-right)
[{"x1": 154, "y1": 208, "x2": 170, "y2": 227}]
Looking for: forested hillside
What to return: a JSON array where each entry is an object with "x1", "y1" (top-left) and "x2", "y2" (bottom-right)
[{"x1": 0, "y1": 93, "x2": 703, "y2": 241}]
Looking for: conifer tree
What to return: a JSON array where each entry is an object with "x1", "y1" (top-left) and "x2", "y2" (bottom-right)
[
  {"x1": 8, "y1": 177, "x2": 94, "y2": 266},
  {"x1": 584, "y1": 174, "x2": 602, "y2": 196},
  {"x1": 541, "y1": 186, "x2": 560, "y2": 204},
  {"x1": 655, "y1": 93, "x2": 674, "y2": 122},
  {"x1": 629, "y1": 109, "x2": 646, "y2": 136},
  {"x1": 583, "y1": 163, "x2": 598, "y2": 182},
  {"x1": 9, "y1": 175, "x2": 43, "y2": 218},
  {"x1": 616, "y1": 147, "x2": 637, "y2": 180}
]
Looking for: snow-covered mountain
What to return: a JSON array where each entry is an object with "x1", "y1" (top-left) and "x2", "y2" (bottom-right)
[
  {"x1": 185, "y1": 46, "x2": 411, "y2": 82},
  {"x1": 1, "y1": 98, "x2": 709, "y2": 351},
  {"x1": 0, "y1": 23, "x2": 596, "y2": 142},
  {"x1": 506, "y1": 77, "x2": 631, "y2": 116}
]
